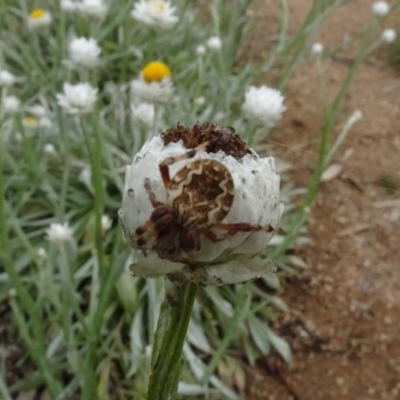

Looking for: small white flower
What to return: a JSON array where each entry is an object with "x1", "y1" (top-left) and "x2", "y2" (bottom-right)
[
  {"x1": 27, "y1": 9, "x2": 52, "y2": 28},
  {"x1": 23, "y1": 117, "x2": 39, "y2": 129},
  {"x1": 56, "y1": 82, "x2": 98, "y2": 114},
  {"x1": 206, "y1": 36, "x2": 222, "y2": 50},
  {"x1": 78, "y1": 0, "x2": 108, "y2": 19},
  {"x1": 196, "y1": 45, "x2": 206, "y2": 57},
  {"x1": 131, "y1": 0, "x2": 178, "y2": 29},
  {"x1": 2, "y1": 95, "x2": 21, "y2": 114},
  {"x1": 242, "y1": 85, "x2": 286, "y2": 129},
  {"x1": 61, "y1": 0, "x2": 79, "y2": 12},
  {"x1": 101, "y1": 215, "x2": 112, "y2": 232},
  {"x1": 194, "y1": 96, "x2": 206, "y2": 107},
  {"x1": 26, "y1": 104, "x2": 47, "y2": 117},
  {"x1": 119, "y1": 123, "x2": 283, "y2": 285},
  {"x1": 37, "y1": 247, "x2": 48, "y2": 259},
  {"x1": 372, "y1": 1, "x2": 390, "y2": 16},
  {"x1": 46, "y1": 222, "x2": 74, "y2": 243},
  {"x1": 68, "y1": 37, "x2": 102, "y2": 69},
  {"x1": 131, "y1": 75, "x2": 173, "y2": 104},
  {"x1": 311, "y1": 42, "x2": 323, "y2": 54},
  {"x1": 44, "y1": 144, "x2": 56, "y2": 155},
  {"x1": 0, "y1": 70, "x2": 17, "y2": 87},
  {"x1": 131, "y1": 102, "x2": 155, "y2": 127},
  {"x1": 382, "y1": 28, "x2": 396, "y2": 43},
  {"x1": 39, "y1": 117, "x2": 52, "y2": 129}
]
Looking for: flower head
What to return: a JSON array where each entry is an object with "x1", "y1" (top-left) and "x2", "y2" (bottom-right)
[
  {"x1": 311, "y1": 42, "x2": 323, "y2": 54},
  {"x1": 44, "y1": 143, "x2": 56, "y2": 155},
  {"x1": 131, "y1": 102, "x2": 156, "y2": 127},
  {"x1": 23, "y1": 116, "x2": 39, "y2": 129},
  {"x1": 372, "y1": 1, "x2": 389, "y2": 16},
  {"x1": 27, "y1": 9, "x2": 52, "y2": 28},
  {"x1": 61, "y1": 0, "x2": 79, "y2": 12},
  {"x1": 0, "y1": 70, "x2": 17, "y2": 87},
  {"x1": 131, "y1": 62, "x2": 173, "y2": 104},
  {"x1": 101, "y1": 215, "x2": 112, "y2": 232},
  {"x1": 46, "y1": 222, "x2": 74, "y2": 243},
  {"x1": 78, "y1": 0, "x2": 108, "y2": 19},
  {"x1": 196, "y1": 45, "x2": 206, "y2": 57},
  {"x1": 2, "y1": 95, "x2": 21, "y2": 114},
  {"x1": 56, "y1": 82, "x2": 98, "y2": 114},
  {"x1": 68, "y1": 37, "x2": 102, "y2": 69},
  {"x1": 382, "y1": 28, "x2": 396, "y2": 43},
  {"x1": 131, "y1": 0, "x2": 178, "y2": 29},
  {"x1": 119, "y1": 123, "x2": 283, "y2": 285},
  {"x1": 242, "y1": 85, "x2": 286, "y2": 129},
  {"x1": 142, "y1": 61, "x2": 171, "y2": 82},
  {"x1": 206, "y1": 36, "x2": 222, "y2": 50}
]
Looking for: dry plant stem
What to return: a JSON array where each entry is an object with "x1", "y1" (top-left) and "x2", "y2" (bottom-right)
[{"x1": 146, "y1": 277, "x2": 198, "y2": 400}]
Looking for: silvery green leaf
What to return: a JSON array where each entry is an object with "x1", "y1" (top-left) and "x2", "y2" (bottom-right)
[
  {"x1": 268, "y1": 296, "x2": 289, "y2": 312},
  {"x1": 248, "y1": 316, "x2": 271, "y2": 355},
  {"x1": 187, "y1": 320, "x2": 211, "y2": 353},
  {"x1": 266, "y1": 326, "x2": 292, "y2": 363}
]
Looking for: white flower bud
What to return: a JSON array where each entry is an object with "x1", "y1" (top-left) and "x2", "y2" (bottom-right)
[
  {"x1": 372, "y1": 1, "x2": 389, "y2": 16},
  {"x1": 381, "y1": 29, "x2": 396, "y2": 43}
]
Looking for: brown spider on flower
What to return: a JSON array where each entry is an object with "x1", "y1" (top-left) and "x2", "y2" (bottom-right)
[{"x1": 131, "y1": 124, "x2": 278, "y2": 268}]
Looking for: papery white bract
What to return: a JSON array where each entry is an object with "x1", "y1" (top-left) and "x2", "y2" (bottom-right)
[
  {"x1": 101, "y1": 215, "x2": 112, "y2": 232},
  {"x1": 0, "y1": 70, "x2": 16, "y2": 87},
  {"x1": 68, "y1": 37, "x2": 102, "y2": 69},
  {"x1": 46, "y1": 222, "x2": 74, "y2": 243},
  {"x1": 131, "y1": 102, "x2": 155, "y2": 127},
  {"x1": 242, "y1": 85, "x2": 286, "y2": 129},
  {"x1": 2, "y1": 95, "x2": 21, "y2": 114},
  {"x1": 78, "y1": 0, "x2": 108, "y2": 19},
  {"x1": 131, "y1": 0, "x2": 178, "y2": 29},
  {"x1": 56, "y1": 82, "x2": 98, "y2": 114},
  {"x1": 372, "y1": 1, "x2": 390, "y2": 16},
  {"x1": 131, "y1": 76, "x2": 173, "y2": 104}
]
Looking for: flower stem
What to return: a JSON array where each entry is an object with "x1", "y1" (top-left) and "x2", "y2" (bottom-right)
[{"x1": 146, "y1": 277, "x2": 197, "y2": 400}]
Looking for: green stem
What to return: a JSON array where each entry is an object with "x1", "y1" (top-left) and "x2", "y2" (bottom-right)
[{"x1": 146, "y1": 277, "x2": 198, "y2": 400}]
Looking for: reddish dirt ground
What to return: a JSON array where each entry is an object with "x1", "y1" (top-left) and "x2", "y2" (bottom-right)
[{"x1": 246, "y1": 1, "x2": 400, "y2": 400}]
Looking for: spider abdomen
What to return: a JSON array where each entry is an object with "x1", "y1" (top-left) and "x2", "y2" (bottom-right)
[{"x1": 168, "y1": 159, "x2": 234, "y2": 228}]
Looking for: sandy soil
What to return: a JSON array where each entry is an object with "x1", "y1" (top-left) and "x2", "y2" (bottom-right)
[{"x1": 246, "y1": 1, "x2": 400, "y2": 399}]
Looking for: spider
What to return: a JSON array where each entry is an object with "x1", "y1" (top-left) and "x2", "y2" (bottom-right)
[{"x1": 133, "y1": 140, "x2": 277, "y2": 266}]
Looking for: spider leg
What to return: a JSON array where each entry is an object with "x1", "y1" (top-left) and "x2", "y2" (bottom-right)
[
  {"x1": 144, "y1": 178, "x2": 163, "y2": 208},
  {"x1": 159, "y1": 140, "x2": 210, "y2": 187},
  {"x1": 213, "y1": 222, "x2": 278, "y2": 234},
  {"x1": 201, "y1": 229, "x2": 227, "y2": 243}
]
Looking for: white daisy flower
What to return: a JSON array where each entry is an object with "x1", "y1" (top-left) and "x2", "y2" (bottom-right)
[
  {"x1": 78, "y1": 0, "x2": 108, "y2": 19},
  {"x1": 242, "y1": 85, "x2": 286, "y2": 129},
  {"x1": 27, "y1": 9, "x2": 52, "y2": 28},
  {"x1": 46, "y1": 222, "x2": 74, "y2": 243},
  {"x1": 372, "y1": 1, "x2": 390, "y2": 16},
  {"x1": 2, "y1": 95, "x2": 21, "y2": 114},
  {"x1": 381, "y1": 28, "x2": 396, "y2": 43},
  {"x1": 131, "y1": 0, "x2": 178, "y2": 29},
  {"x1": 206, "y1": 36, "x2": 222, "y2": 51},
  {"x1": 61, "y1": 0, "x2": 79, "y2": 12},
  {"x1": 131, "y1": 102, "x2": 156, "y2": 127},
  {"x1": 68, "y1": 37, "x2": 102, "y2": 69},
  {"x1": 311, "y1": 42, "x2": 324, "y2": 54},
  {"x1": 23, "y1": 117, "x2": 39, "y2": 129},
  {"x1": 56, "y1": 82, "x2": 98, "y2": 114},
  {"x1": 131, "y1": 61, "x2": 173, "y2": 104},
  {"x1": 0, "y1": 70, "x2": 17, "y2": 87},
  {"x1": 26, "y1": 104, "x2": 47, "y2": 117},
  {"x1": 119, "y1": 123, "x2": 283, "y2": 285}
]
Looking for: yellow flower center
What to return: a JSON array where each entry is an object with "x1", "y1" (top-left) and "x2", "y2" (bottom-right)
[
  {"x1": 155, "y1": 3, "x2": 165, "y2": 12},
  {"x1": 24, "y1": 117, "x2": 38, "y2": 126},
  {"x1": 142, "y1": 61, "x2": 171, "y2": 82},
  {"x1": 30, "y1": 9, "x2": 47, "y2": 19}
]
